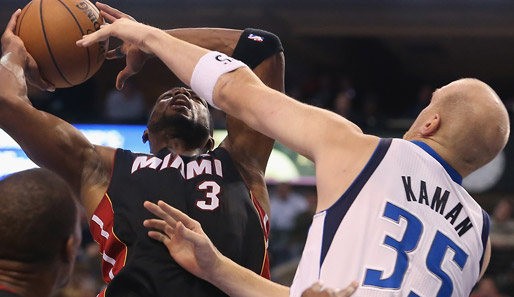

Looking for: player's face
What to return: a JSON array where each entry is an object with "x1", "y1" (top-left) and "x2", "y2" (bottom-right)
[
  {"x1": 152, "y1": 87, "x2": 209, "y2": 120},
  {"x1": 147, "y1": 87, "x2": 212, "y2": 147}
]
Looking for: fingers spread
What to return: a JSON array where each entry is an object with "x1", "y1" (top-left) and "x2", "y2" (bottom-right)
[
  {"x1": 147, "y1": 230, "x2": 169, "y2": 244},
  {"x1": 143, "y1": 218, "x2": 172, "y2": 233},
  {"x1": 96, "y1": 2, "x2": 135, "y2": 21},
  {"x1": 116, "y1": 66, "x2": 134, "y2": 90},
  {"x1": 157, "y1": 200, "x2": 196, "y2": 227},
  {"x1": 175, "y1": 221, "x2": 197, "y2": 242},
  {"x1": 96, "y1": 2, "x2": 122, "y2": 18},
  {"x1": 144, "y1": 201, "x2": 173, "y2": 221},
  {"x1": 76, "y1": 24, "x2": 112, "y2": 47},
  {"x1": 100, "y1": 10, "x2": 118, "y2": 24},
  {"x1": 106, "y1": 46, "x2": 126, "y2": 60}
]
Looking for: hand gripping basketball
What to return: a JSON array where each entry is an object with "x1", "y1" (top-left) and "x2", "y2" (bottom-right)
[
  {"x1": 15, "y1": 0, "x2": 107, "y2": 88},
  {"x1": 1, "y1": 9, "x2": 54, "y2": 92}
]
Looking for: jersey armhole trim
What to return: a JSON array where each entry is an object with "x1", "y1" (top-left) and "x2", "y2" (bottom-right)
[
  {"x1": 319, "y1": 138, "x2": 392, "y2": 268},
  {"x1": 479, "y1": 209, "x2": 490, "y2": 269}
]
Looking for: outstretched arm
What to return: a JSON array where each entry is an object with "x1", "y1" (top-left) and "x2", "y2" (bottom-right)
[
  {"x1": 77, "y1": 19, "x2": 379, "y2": 211},
  {"x1": 143, "y1": 200, "x2": 358, "y2": 297},
  {"x1": 0, "y1": 10, "x2": 113, "y2": 216}
]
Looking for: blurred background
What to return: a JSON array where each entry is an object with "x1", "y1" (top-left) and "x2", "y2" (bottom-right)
[{"x1": 2, "y1": 0, "x2": 514, "y2": 296}]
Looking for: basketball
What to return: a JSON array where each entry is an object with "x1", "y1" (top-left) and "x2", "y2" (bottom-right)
[{"x1": 15, "y1": 0, "x2": 107, "y2": 88}]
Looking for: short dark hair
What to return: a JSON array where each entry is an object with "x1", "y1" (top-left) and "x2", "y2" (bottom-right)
[{"x1": 0, "y1": 168, "x2": 78, "y2": 263}]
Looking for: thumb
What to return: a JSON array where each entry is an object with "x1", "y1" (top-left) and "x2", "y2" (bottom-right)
[
  {"x1": 310, "y1": 281, "x2": 323, "y2": 292},
  {"x1": 336, "y1": 281, "x2": 358, "y2": 297},
  {"x1": 116, "y1": 66, "x2": 134, "y2": 90},
  {"x1": 26, "y1": 56, "x2": 55, "y2": 92}
]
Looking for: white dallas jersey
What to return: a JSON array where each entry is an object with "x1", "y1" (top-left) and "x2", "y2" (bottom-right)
[{"x1": 290, "y1": 139, "x2": 489, "y2": 297}]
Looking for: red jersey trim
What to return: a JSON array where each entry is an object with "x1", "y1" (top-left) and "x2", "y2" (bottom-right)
[
  {"x1": 0, "y1": 286, "x2": 17, "y2": 294},
  {"x1": 90, "y1": 193, "x2": 128, "y2": 283},
  {"x1": 250, "y1": 191, "x2": 271, "y2": 279}
]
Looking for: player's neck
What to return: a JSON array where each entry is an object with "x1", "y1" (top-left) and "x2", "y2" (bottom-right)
[
  {"x1": 152, "y1": 138, "x2": 206, "y2": 156},
  {"x1": 407, "y1": 137, "x2": 469, "y2": 178}
]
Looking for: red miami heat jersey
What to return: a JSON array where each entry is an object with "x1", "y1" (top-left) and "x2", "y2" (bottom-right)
[{"x1": 90, "y1": 147, "x2": 270, "y2": 297}]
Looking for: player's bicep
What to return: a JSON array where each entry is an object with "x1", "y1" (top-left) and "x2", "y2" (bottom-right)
[
  {"x1": 80, "y1": 145, "x2": 115, "y2": 217},
  {"x1": 0, "y1": 98, "x2": 100, "y2": 191},
  {"x1": 252, "y1": 52, "x2": 285, "y2": 93}
]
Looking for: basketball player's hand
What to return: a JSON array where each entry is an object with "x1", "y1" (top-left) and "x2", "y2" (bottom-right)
[
  {"x1": 143, "y1": 200, "x2": 222, "y2": 281},
  {"x1": 77, "y1": 18, "x2": 160, "y2": 86},
  {"x1": 1, "y1": 9, "x2": 54, "y2": 93},
  {"x1": 301, "y1": 281, "x2": 358, "y2": 297},
  {"x1": 95, "y1": 2, "x2": 149, "y2": 90}
]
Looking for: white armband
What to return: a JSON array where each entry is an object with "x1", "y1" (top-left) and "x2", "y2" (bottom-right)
[{"x1": 190, "y1": 51, "x2": 248, "y2": 109}]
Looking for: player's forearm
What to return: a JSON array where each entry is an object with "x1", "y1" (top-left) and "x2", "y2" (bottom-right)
[
  {"x1": 207, "y1": 254, "x2": 289, "y2": 297},
  {"x1": 0, "y1": 52, "x2": 31, "y2": 106},
  {"x1": 213, "y1": 67, "x2": 364, "y2": 162},
  {"x1": 165, "y1": 28, "x2": 242, "y2": 56}
]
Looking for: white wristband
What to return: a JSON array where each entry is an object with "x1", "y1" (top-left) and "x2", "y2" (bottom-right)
[{"x1": 190, "y1": 51, "x2": 248, "y2": 109}]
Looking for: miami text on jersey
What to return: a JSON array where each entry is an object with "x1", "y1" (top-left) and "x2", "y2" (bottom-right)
[{"x1": 130, "y1": 152, "x2": 223, "y2": 179}]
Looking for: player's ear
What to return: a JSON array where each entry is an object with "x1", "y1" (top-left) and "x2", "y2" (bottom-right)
[
  {"x1": 205, "y1": 137, "x2": 215, "y2": 152},
  {"x1": 63, "y1": 218, "x2": 81, "y2": 264},
  {"x1": 64, "y1": 234, "x2": 78, "y2": 263},
  {"x1": 420, "y1": 113, "x2": 441, "y2": 136},
  {"x1": 142, "y1": 130, "x2": 149, "y2": 143}
]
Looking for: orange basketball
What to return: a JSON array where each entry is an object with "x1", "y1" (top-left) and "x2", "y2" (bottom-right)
[{"x1": 15, "y1": 0, "x2": 107, "y2": 88}]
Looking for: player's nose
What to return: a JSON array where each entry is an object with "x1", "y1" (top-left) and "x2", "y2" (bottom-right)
[{"x1": 176, "y1": 87, "x2": 192, "y2": 98}]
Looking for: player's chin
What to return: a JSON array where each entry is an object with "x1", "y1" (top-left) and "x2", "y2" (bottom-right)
[{"x1": 167, "y1": 106, "x2": 193, "y2": 118}]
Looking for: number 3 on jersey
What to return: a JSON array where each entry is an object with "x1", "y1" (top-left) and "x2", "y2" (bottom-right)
[
  {"x1": 196, "y1": 181, "x2": 221, "y2": 211},
  {"x1": 363, "y1": 202, "x2": 468, "y2": 297}
]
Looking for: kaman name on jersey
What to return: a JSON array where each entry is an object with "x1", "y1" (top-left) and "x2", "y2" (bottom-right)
[{"x1": 402, "y1": 175, "x2": 474, "y2": 237}]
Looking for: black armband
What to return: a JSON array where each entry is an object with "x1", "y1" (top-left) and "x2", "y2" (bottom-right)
[{"x1": 232, "y1": 28, "x2": 284, "y2": 69}]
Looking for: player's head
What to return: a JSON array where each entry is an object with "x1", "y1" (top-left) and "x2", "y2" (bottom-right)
[
  {"x1": 403, "y1": 78, "x2": 510, "y2": 177},
  {"x1": 143, "y1": 87, "x2": 214, "y2": 154},
  {"x1": 0, "y1": 168, "x2": 81, "y2": 297}
]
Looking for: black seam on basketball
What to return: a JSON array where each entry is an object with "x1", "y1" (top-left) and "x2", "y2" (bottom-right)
[
  {"x1": 16, "y1": 1, "x2": 33, "y2": 36},
  {"x1": 40, "y1": 0, "x2": 72, "y2": 86},
  {"x1": 57, "y1": 0, "x2": 91, "y2": 81}
]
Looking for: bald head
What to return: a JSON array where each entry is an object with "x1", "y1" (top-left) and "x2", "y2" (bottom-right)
[{"x1": 404, "y1": 78, "x2": 510, "y2": 176}]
